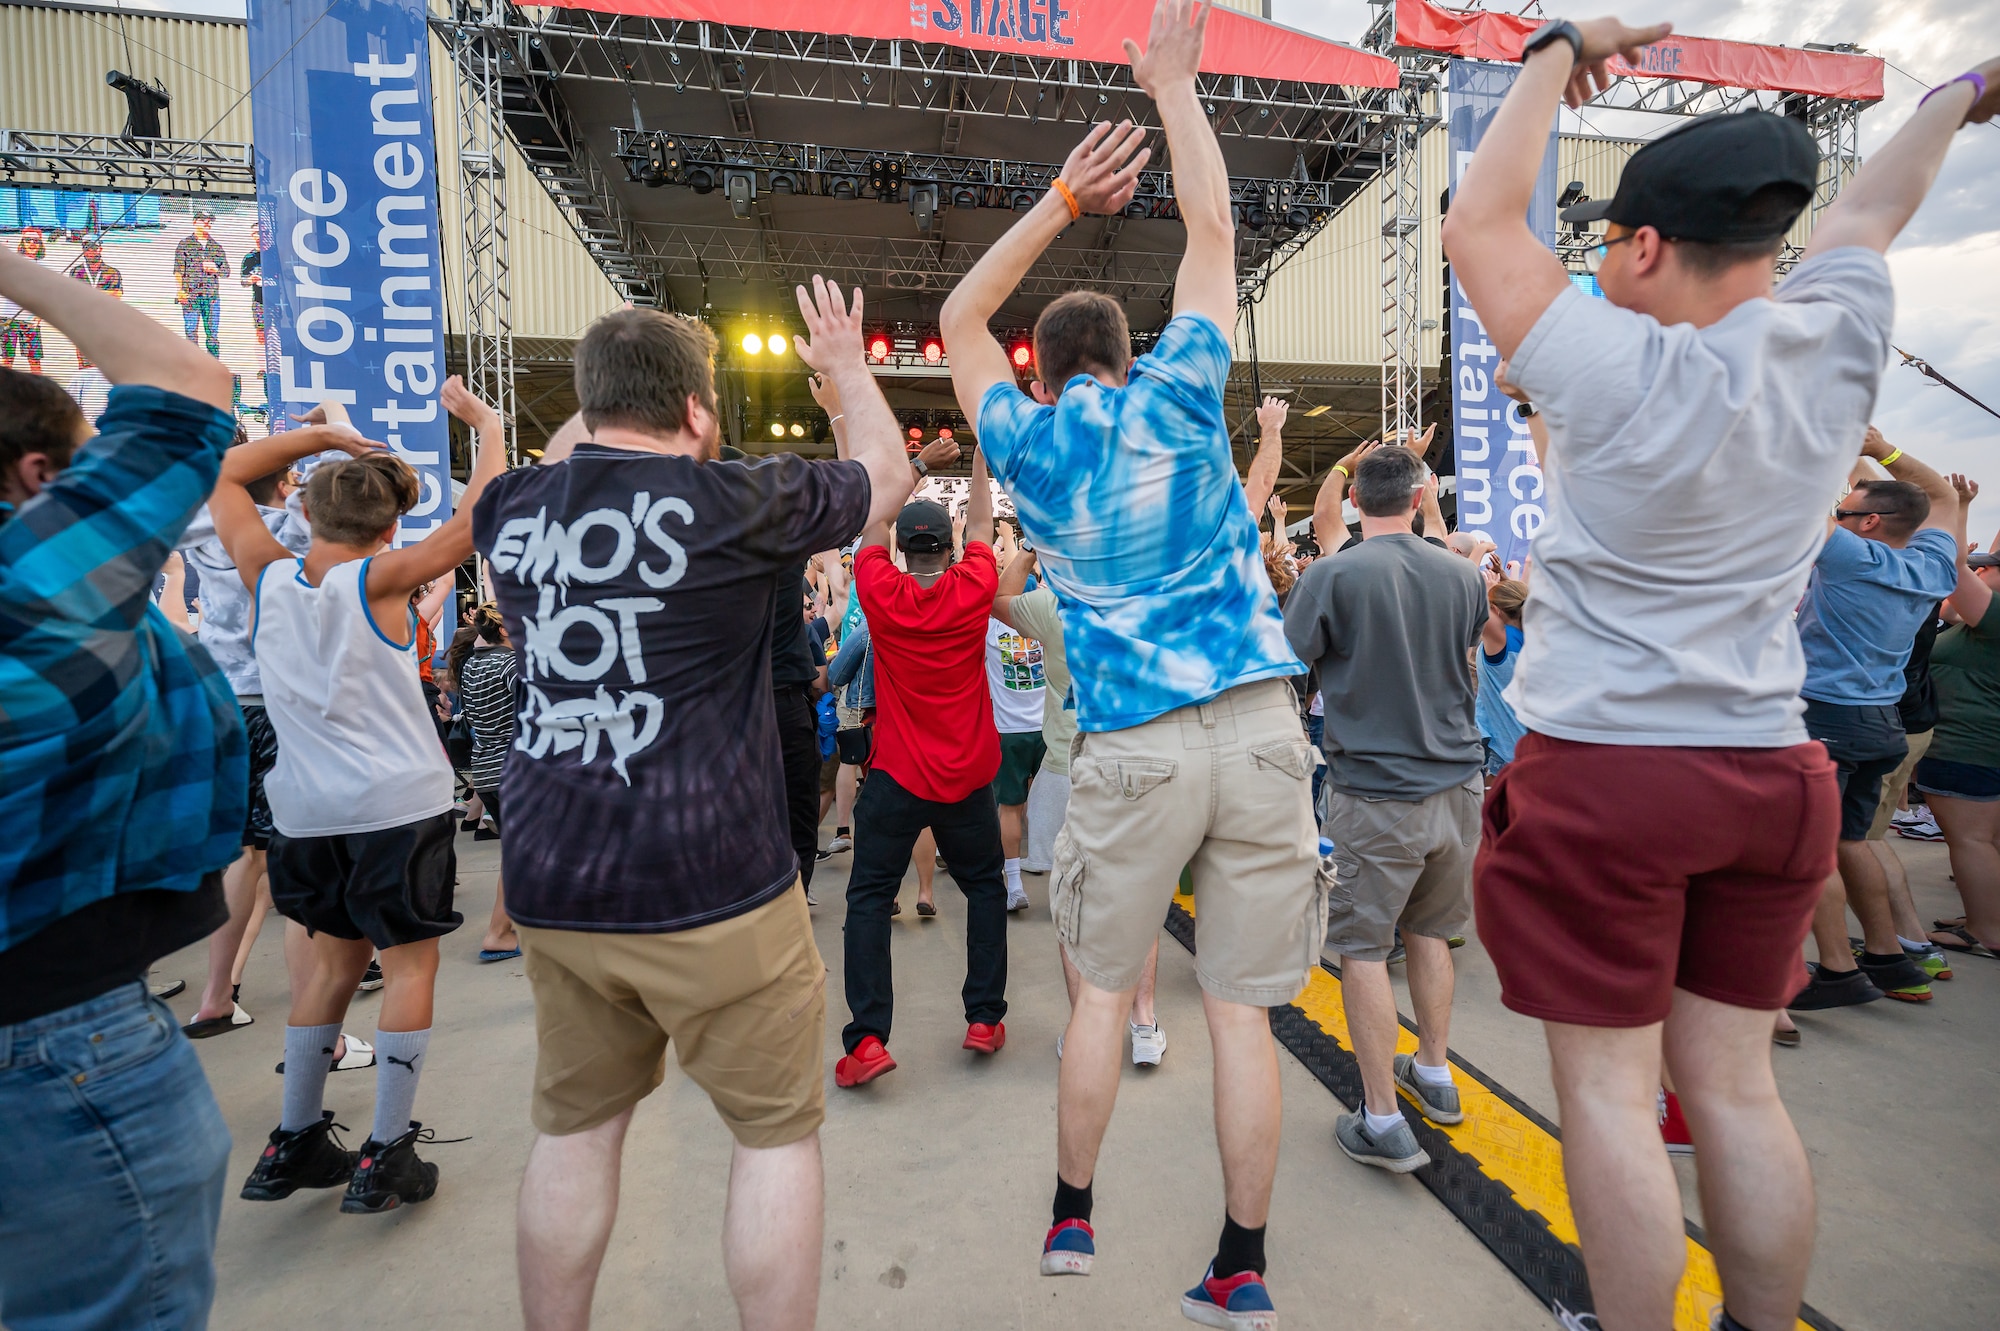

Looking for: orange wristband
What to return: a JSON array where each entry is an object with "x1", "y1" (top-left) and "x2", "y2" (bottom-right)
[{"x1": 1051, "y1": 178, "x2": 1081, "y2": 220}]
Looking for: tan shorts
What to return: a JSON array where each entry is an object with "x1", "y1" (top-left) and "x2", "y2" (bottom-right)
[
  {"x1": 1866, "y1": 728, "x2": 1932, "y2": 840},
  {"x1": 1050, "y1": 679, "x2": 1322, "y2": 1006},
  {"x1": 1325, "y1": 779, "x2": 1482, "y2": 962},
  {"x1": 518, "y1": 887, "x2": 827, "y2": 1147}
]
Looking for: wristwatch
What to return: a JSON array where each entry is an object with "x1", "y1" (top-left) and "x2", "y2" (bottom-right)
[
  {"x1": 1517, "y1": 402, "x2": 1538, "y2": 419},
  {"x1": 1521, "y1": 20, "x2": 1583, "y2": 66},
  {"x1": 911, "y1": 457, "x2": 930, "y2": 479}
]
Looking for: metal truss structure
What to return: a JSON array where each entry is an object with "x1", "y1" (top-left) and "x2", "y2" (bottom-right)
[
  {"x1": 0, "y1": 130, "x2": 255, "y2": 194},
  {"x1": 445, "y1": 0, "x2": 518, "y2": 459}
]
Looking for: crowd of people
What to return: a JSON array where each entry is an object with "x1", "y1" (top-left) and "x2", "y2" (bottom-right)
[{"x1": 1, "y1": 3, "x2": 1996, "y2": 1329}]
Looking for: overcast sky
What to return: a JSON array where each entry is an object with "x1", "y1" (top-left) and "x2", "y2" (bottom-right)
[{"x1": 1278, "y1": 0, "x2": 2000, "y2": 534}]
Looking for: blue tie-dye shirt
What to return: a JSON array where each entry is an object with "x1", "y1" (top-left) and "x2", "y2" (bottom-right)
[{"x1": 979, "y1": 313, "x2": 1301, "y2": 732}]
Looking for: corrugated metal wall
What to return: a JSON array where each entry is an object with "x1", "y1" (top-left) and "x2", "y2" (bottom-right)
[{"x1": 0, "y1": 3, "x2": 619, "y2": 339}]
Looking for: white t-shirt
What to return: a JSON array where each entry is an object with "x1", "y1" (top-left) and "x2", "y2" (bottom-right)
[
  {"x1": 987, "y1": 616, "x2": 1046, "y2": 734},
  {"x1": 1504, "y1": 246, "x2": 1894, "y2": 748}
]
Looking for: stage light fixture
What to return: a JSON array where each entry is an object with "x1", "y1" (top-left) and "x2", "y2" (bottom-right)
[
  {"x1": 952, "y1": 187, "x2": 979, "y2": 209},
  {"x1": 723, "y1": 168, "x2": 757, "y2": 218},
  {"x1": 686, "y1": 166, "x2": 716, "y2": 193},
  {"x1": 922, "y1": 338, "x2": 944, "y2": 365},
  {"x1": 767, "y1": 333, "x2": 787, "y2": 356},
  {"x1": 832, "y1": 176, "x2": 858, "y2": 199},
  {"x1": 1244, "y1": 204, "x2": 1269, "y2": 232},
  {"x1": 1124, "y1": 199, "x2": 1148, "y2": 219},
  {"x1": 1010, "y1": 342, "x2": 1033, "y2": 369},
  {"x1": 769, "y1": 170, "x2": 800, "y2": 194},
  {"x1": 907, "y1": 426, "x2": 924, "y2": 440},
  {"x1": 1283, "y1": 206, "x2": 1311, "y2": 232},
  {"x1": 770, "y1": 422, "x2": 785, "y2": 438},
  {"x1": 869, "y1": 335, "x2": 890, "y2": 362},
  {"x1": 910, "y1": 183, "x2": 939, "y2": 233},
  {"x1": 106, "y1": 69, "x2": 171, "y2": 140},
  {"x1": 741, "y1": 332, "x2": 764, "y2": 355},
  {"x1": 938, "y1": 427, "x2": 954, "y2": 440},
  {"x1": 791, "y1": 423, "x2": 806, "y2": 438},
  {"x1": 1010, "y1": 190, "x2": 1036, "y2": 212}
]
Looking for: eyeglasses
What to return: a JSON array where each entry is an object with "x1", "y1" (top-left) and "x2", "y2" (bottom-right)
[
  {"x1": 1832, "y1": 508, "x2": 1895, "y2": 521},
  {"x1": 1583, "y1": 234, "x2": 1634, "y2": 274}
]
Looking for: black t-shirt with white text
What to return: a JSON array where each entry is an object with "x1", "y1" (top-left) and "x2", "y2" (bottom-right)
[{"x1": 472, "y1": 446, "x2": 870, "y2": 931}]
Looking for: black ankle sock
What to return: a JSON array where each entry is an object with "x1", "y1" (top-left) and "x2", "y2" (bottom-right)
[
  {"x1": 1860, "y1": 950, "x2": 1906, "y2": 967},
  {"x1": 1211, "y1": 1215, "x2": 1266, "y2": 1279},
  {"x1": 835, "y1": 825, "x2": 850, "y2": 836},
  {"x1": 1052, "y1": 1175, "x2": 1092, "y2": 1226}
]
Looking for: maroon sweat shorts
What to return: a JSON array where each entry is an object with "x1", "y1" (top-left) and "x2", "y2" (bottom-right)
[{"x1": 1474, "y1": 732, "x2": 1839, "y2": 1027}]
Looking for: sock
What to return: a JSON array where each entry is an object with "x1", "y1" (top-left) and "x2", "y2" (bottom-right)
[
  {"x1": 280, "y1": 1023, "x2": 342, "y2": 1132},
  {"x1": 835, "y1": 825, "x2": 850, "y2": 837},
  {"x1": 1052, "y1": 1174, "x2": 1093, "y2": 1226},
  {"x1": 1898, "y1": 934, "x2": 1930, "y2": 953},
  {"x1": 1211, "y1": 1214, "x2": 1267, "y2": 1279},
  {"x1": 370, "y1": 1027, "x2": 431, "y2": 1144},
  {"x1": 1005, "y1": 858, "x2": 1022, "y2": 892},
  {"x1": 1861, "y1": 950, "x2": 1909, "y2": 968},
  {"x1": 1365, "y1": 1107, "x2": 1405, "y2": 1137},
  {"x1": 1411, "y1": 1058, "x2": 1454, "y2": 1087}
]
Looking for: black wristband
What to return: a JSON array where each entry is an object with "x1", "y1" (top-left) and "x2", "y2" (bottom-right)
[
  {"x1": 911, "y1": 458, "x2": 930, "y2": 479},
  {"x1": 1522, "y1": 20, "x2": 1583, "y2": 67}
]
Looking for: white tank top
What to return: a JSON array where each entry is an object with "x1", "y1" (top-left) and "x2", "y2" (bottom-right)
[{"x1": 254, "y1": 557, "x2": 455, "y2": 837}]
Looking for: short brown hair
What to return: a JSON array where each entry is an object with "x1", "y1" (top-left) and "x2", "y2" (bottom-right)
[
  {"x1": 1849, "y1": 477, "x2": 1929, "y2": 540},
  {"x1": 575, "y1": 307, "x2": 718, "y2": 435},
  {"x1": 0, "y1": 367, "x2": 87, "y2": 477},
  {"x1": 303, "y1": 453, "x2": 421, "y2": 546},
  {"x1": 1033, "y1": 292, "x2": 1131, "y2": 394}
]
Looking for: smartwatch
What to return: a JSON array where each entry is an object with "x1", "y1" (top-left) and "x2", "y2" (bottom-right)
[
  {"x1": 1517, "y1": 402, "x2": 1538, "y2": 419},
  {"x1": 911, "y1": 457, "x2": 930, "y2": 479},
  {"x1": 1521, "y1": 20, "x2": 1583, "y2": 66}
]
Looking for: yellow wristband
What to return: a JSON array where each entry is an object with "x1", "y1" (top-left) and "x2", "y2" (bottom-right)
[
  {"x1": 1332, "y1": 463, "x2": 1351, "y2": 479},
  {"x1": 1880, "y1": 447, "x2": 1903, "y2": 467}
]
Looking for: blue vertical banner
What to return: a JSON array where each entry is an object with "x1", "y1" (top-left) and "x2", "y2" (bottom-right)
[
  {"x1": 248, "y1": 0, "x2": 452, "y2": 543},
  {"x1": 1446, "y1": 59, "x2": 1558, "y2": 572}
]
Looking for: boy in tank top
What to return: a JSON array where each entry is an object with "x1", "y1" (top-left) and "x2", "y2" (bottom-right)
[{"x1": 208, "y1": 377, "x2": 506, "y2": 1214}]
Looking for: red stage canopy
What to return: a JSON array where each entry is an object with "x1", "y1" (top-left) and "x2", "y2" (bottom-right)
[
  {"x1": 565, "y1": 0, "x2": 1403, "y2": 90},
  {"x1": 1393, "y1": 0, "x2": 1883, "y2": 102}
]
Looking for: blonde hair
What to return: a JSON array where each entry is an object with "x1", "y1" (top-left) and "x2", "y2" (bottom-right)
[
  {"x1": 1264, "y1": 543, "x2": 1296, "y2": 597},
  {"x1": 1488, "y1": 578, "x2": 1528, "y2": 623},
  {"x1": 303, "y1": 453, "x2": 421, "y2": 546}
]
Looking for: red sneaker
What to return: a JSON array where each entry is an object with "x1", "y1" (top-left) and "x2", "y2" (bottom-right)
[
  {"x1": 835, "y1": 1036, "x2": 896, "y2": 1088},
  {"x1": 1659, "y1": 1089, "x2": 1694, "y2": 1157},
  {"x1": 963, "y1": 1021, "x2": 1006, "y2": 1054}
]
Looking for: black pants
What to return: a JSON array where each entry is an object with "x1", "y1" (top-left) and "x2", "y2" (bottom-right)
[
  {"x1": 842, "y1": 769, "x2": 1008, "y2": 1054},
  {"x1": 774, "y1": 684, "x2": 823, "y2": 890}
]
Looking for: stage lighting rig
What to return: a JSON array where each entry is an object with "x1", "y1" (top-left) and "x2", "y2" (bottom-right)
[
  {"x1": 909, "y1": 183, "x2": 939, "y2": 234},
  {"x1": 869, "y1": 335, "x2": 891, "y2": 363},
  {"x1": 106, "y1": 70, "x2": 171, "y2": 141},
  {"x1": 921, "y1": 337, "x2": 944, "y2": 365},
  {"x1": 723, "y1": 168, "x2": 757, "y2": 218},
  {"x1": 1009, "y1": 341, "x2": 1033, "y2": 371}
]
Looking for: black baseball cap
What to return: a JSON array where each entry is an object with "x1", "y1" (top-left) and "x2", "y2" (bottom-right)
[
  {"x1": 896, "y1": 499, "x2": 951, "y2": 552},
  {"x1": 1559, "y1": 110, "x2": 1817, "y2": 243}
]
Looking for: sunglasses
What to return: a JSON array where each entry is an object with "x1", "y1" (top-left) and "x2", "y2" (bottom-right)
[
  {"x1": 1832, "y1": 508, "x2": 1896, "y2": 521},
  {"x1": 1584, "y1": 234, "x2": 1634, "y2": 274}
]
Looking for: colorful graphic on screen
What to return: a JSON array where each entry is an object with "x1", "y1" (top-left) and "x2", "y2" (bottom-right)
[{"x1": 0, "y1": 189, "x2": 276, "y2": 431}]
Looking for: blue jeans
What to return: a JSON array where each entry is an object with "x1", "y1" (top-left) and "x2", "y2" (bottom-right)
[
  {"x1": 1305, "y1": 713, "x2": 1326, "y2": 809},
  {"x1": 0, "y1": 982, "x2": 232, "y2": 1331}
]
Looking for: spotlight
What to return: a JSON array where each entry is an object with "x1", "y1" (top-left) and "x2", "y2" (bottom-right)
[
  {"x1": 1557, "y1": 180, "x2": 1588, "y2": 208},
  {"x1": 791, "y1": 423, "x2": 806, "y2": 437},
  {"x1": 867, "y1": 157, "x2": 905, "y2": 199},
  {"x1": 741, "y1": 332, "x2": 764, "y2": 355},
  {"x1": 1124, "y1": 199, "x2": 1148, "y2": 219},
  {"x1": 723, "y1": 168, "x2": 756, "y2": 218},
  {"x1": 106, "y1": 69, "x2": 171, "y2": 140},
  {"x1": 1010, "y1": 342, "x2": 1033, "y2": 369},
  {"x1": 910, "y1": 182, "x2": 939, "y2": 233},
  {"x1": 1244, "y1": 204, "x2": 1269, "y2": 232},
  {"x1": 641, "y1": 134, "x2": 680, "y2": 187},
  {"x1": 1010, "y1": 190, "x2": 1036, "y2": 211},
  {"x1": 907, "y1": 426, "x2": 924, "y2": 441},
  {"x1": 921, "y1": 338, "x2": 943, "y2": 365},
  {"x1": 869, "y1": 335, "x2": 890, "y2": 362},
  {"x1": 686, "y1": 166, "x2": 715, "y2": 193},
  {"x1": 766, "y1": 333, "x2": 787, "y2": 356},
  {"x1": 952, "y1": 187, "x2": 979, "y2": 209},
  {"x1": 938, "y1": 426, "x2": 954, "y2": 440},
  {"x1": 831, "y1": 176, "x2": 858, "y2": 199},
  {"x1": 1283, "y1": 206, "x2": 1311, "y2": 231},
  {"x1": 770, "y1": 422, "x2": 785, "y2": 438},
  {"x1": 769, "y1": 170, "x2": 800, "y2": 194}
]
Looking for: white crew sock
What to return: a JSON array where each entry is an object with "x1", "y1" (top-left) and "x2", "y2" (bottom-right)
[
  {"x1": 1365, "y1": 1108, "x2": 1406, "y2": 1137},
  {"x1": 1004, "y1": 858, "x2": 1022, "y2": 893},
  {"x1": 1898, "y1": 934, "x2": 1930, "y2": 952},
  {"x1": 280, "y1": 1022, "x2": 342, "y2": 1132},
  {"x1": 1411, "y1": 1058, "x2": 1454, "y2": 1087}
]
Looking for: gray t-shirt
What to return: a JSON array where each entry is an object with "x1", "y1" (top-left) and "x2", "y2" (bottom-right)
[
  {"x1": 1284, "y1": 531, "x2": 1488, "y2": 799},
  {"x1": 178, "y1": 495, "x2": 313, "y2": 698},
  {"x1": 1505, "y1": 246, "x2": 1894, "y2": 747}
]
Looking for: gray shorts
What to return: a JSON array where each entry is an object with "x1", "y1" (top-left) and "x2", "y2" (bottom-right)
[{"x1": 1324, "y1": 779, "x2": 1482, "y2": 962}]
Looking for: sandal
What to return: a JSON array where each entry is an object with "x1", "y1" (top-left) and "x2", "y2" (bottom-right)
[
  {"x1": 478, "y1": 946, "x2": 522, "y2": 963},
  {"x1": 891, "y1": 899, "x2": 902, "y2": 917},
  {"x1": 276, "y1": 1033, "x2": 376, "y2": 1074},
  {"x1": 1931, "y1": 925, "x2": 2000, "y2": 960},
  {"x1": 181, "y1": 1001, "x2": 253, "y2": 1039},
  {"x1": 1934, "y1": 916, "x2": 1967, "y2": 932},
  {"x1": 916, "y1": 900, "x2": 937, "y2": 918},
  {"x1": 1773, "y1": 1026, "x2": 1801, "y2": 1048}
]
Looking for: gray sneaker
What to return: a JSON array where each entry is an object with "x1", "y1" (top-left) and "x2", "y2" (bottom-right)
[
  {"x1": 1335, "y1": 1111, "x2": 1430, "y2": 1173},
  {"x1": 1393, "y1": 1053, "x2": 1464, "y2": 1125}
]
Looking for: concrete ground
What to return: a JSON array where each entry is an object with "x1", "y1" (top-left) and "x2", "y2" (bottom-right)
[{"x1": 160, "y1": 829, "x2": 2000, "y2": 1330}]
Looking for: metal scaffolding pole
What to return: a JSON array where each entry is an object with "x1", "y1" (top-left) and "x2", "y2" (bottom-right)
[
  {"x1": 1377, "y1": 110, "x2": 1424, "y2": 443},
  {"x1": 448, "y1": 0, "x2": 516, "y2": 461}
]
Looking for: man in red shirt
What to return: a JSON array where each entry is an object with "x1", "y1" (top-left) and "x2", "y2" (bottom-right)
[{"x1": 837, "y1": 449, "x2": 1009, "y2": 1087}]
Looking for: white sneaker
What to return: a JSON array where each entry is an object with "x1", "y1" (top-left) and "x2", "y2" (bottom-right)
[
  {"x1": 1055, "y1": 1032, "x2": 1064, "y2": 1060},
  {"x1": 1892, "y1": 807, "x2": 1943, "y2": 841},
  {"x1": 827, "y1": 834, "x2": 853, "y2": 853},
  {"x1": 1130, "y1": 1022, "x2": 1166, "y2": 1066},
  {"x1": 1006, "y1": 885, "x2": 1031, "y2": 912}
]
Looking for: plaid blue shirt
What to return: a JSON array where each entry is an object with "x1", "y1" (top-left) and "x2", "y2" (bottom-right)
[
  {"x1": 979, "y1": 313, "x2": 1301, "y2": 731},
  {"x1": 1, "y1": 386, "x2": 247, "y2": 952}
]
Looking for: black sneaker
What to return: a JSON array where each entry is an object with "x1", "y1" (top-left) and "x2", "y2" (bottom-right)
[
  {"x1": 1787, "y1": 964, "x2": 1884, "y2": 1011},
  {"x1": 240, "y1": 1112, "x2": 356, "y2": 1200},
  {"x1": 340, "y1": 1122, "x2": 440, "y2": 1214},
  {"x1": 1856, "y1": 952, "x2": 1934, "y2": 1003},
  {"x1": 356, "y1": 959, "x2": 384, "y2": 993}
]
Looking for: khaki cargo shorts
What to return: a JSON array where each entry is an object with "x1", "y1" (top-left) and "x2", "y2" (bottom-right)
[
  {"x1": 518, "y1": 885, "x2": 827, "y2": 1148},
  {"x1": 1324, "y1": 779, "x2": 1482, "y2": 962},
  {"x1": 1050, "y1": 679, "x2": 1324, "y2": 1007},
  {"x1": 1867, "y1": 727, "x2": 1932, "y2": 840}
]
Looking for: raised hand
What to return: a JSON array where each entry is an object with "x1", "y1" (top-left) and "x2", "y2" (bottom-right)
[
  {"x1": 792, "y1": 276, "x2": 866, "y2": 374},
  {"x1": 1564, "y1": 18, "x2": 1675, "y2": 109},
  {"x1": 1952, "y1": 473, "x2": 1980, "y2": 507},
  {"x1": 1336, "y1": 438, "x2": 1381, "y2": 475},
  {"x1": 917, "y1": 436, "x2": 963, "y2": 470},
  {"x1": 1123, "y1": 0, "x2": 1209, "y2": 99},
  {"x1": 1266, "y1": 493, "x2": 1287, "y2": 527},
  {"x1": 441, "y1": 374, "x2": 501, "y2": 434},
  {"x1": 806, "y1": 371, "x2": 844, "y2": 418},
  {"x1": 1861, "y1": 424, "x2": 1893, "y2": 461},
  {"x1": 1060, "y1": 121, "x2": 1152, "y2": 216},
  {"x1": 1256, "y1": 395, "x2": 1288, "y2": 434}
]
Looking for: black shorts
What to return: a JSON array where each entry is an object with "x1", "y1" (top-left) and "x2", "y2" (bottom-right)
[
  {"x1": 242, "y1": 704, "x2": 280, "y2": 850},
  {"x1": 1803, "y1": 699, "x2": 1908, "y2": 841},
  {"x1": 835, "y1": 725, "x2": 873, "y2": 767},
  {"x1": 270, "y1": 811, "x2": 463, "y2": 949},
  {"x1": 475, "y1": 787, "x2": 501, "y2": 834}
]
